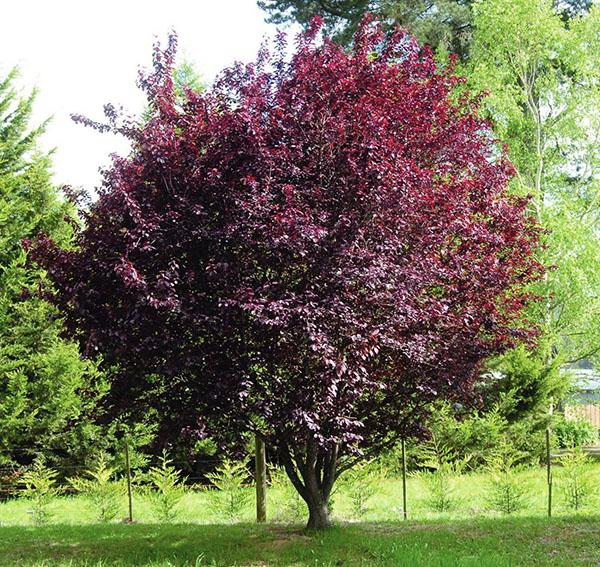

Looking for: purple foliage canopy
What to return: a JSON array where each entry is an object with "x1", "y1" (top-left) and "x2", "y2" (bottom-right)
[{"x1": 33, "y1": 17, "x2": 542, "y2": 527}]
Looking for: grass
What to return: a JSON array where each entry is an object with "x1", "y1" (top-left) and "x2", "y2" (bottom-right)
[
  {"x1": 1, "y1": 516, "x2": 600, "y2": 566},
  {"x1": 1, "y1": 464, "x2": 600, "y2": 565}
]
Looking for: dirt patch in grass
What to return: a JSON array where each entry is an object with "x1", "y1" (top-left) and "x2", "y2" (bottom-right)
[
  {"x1": 258, "y1": 526, "x2": 313, "y2": 548},
  {"x1": 540, "y1": 522, "x2": 600, "y2": 546},
  {"x1": 358, "y1": 520, "x2": 476, "y2": 535}
]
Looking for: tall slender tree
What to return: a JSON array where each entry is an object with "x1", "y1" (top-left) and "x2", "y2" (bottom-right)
[{"x1": 467, "y1": 0, "x2": 600, "y2": 393}]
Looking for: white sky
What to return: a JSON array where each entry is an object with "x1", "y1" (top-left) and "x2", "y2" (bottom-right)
[{"x1": 0, "y1": 0, "x2": 294, "y2": 189}]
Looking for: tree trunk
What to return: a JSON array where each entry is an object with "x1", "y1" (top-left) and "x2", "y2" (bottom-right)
[
  {"x1": 306, "y1": 494, "x2": 331, "y2": 530},
  {"x1": 280, "y1": 441, "x2": 337, "y2": 530}
]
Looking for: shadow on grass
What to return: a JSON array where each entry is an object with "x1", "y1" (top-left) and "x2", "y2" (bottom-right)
[{"x1": 1, "y1": 516, "x2": 600, "y2": 566}]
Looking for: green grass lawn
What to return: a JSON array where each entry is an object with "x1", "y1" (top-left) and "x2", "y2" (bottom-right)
[
  {"x1": 2, "y1": 465, "x2": 600, "y2": 565},
  {"x1": 1, "y1": 516, "x2": 599, "y2": 566}
]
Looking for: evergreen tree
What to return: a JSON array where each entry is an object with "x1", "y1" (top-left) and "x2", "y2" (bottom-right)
[{"x1": 0, "y1": 69, "x2": 105, "y2": 472}]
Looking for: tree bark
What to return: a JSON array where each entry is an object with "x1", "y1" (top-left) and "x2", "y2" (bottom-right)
[{"x1": 306, "y1": 493, "x2": 331, "y2": 530}]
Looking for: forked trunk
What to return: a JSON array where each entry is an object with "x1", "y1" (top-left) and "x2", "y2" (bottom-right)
[{"x1": 280, "y1": 441, "x2": 338, "y2": 530}]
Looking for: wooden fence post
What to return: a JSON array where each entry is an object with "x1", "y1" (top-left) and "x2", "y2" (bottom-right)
[
  {"x1": 546, "y1": 428, "x2": 552, "y2": 517},
  {"x1": 255, "y1": 435, "x2": 267, "y2": 523},
  {"x1": 124, "y1": 440, "x2": 133, "y2": 523},
  {"x1": 546, "y1": 398, "x2": 554, "y2": 518},
  {"x1": 402, "y1": 437, "x2": 408, "y2": 520}
]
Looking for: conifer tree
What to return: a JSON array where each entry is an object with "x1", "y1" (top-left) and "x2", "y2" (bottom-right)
[{"x1": 0, "y1": 69, "x2": 103, "y2": 470}]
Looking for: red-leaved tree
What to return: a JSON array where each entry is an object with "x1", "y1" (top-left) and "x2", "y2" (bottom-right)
[{"x1": 33, "y1": 18, "x2": 542, "y2": 528}]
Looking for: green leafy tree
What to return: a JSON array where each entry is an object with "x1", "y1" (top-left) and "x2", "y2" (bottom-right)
[
  {"x1": 468, "y1": 0, "x2": 600, "y2": 401},
  {"x1": 417, "y1": 431, "x2": 469, "y2": 512},
  {"x1": 422, "y1": 402, "x2": 506, "y2": 469},
  {"x1": 173, "y1": 60, "x2": 204, "y2": 100},
  {"x1": 0, "y1": 69, "x2": 104, "y2": 471},
  {"x1": 554, "y1": 415, "x2": 598, "y2": 449},
  {"x1": 258, "y1": 0, "x2": 591, "y2": 57},
  {"x1": 483, "y1": 345, "x2": 566, "y2": 420}
]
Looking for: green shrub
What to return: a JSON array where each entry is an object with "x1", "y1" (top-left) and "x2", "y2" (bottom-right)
[
  {"x1": 270, "y1": 466, "x2": 305, "y2": 522},
  {"x1": 427, "y1": 404, "x2": 506, "y2": 470},
  {"x1": 422, "y1": 465, "x2": 456, "y2": 513},
  {"x1": 554, "y1": 415, "x2": 598, "y2": 449},
  {"x1": 485, "y1": 443, "x2": 529, "y2": 514},
  {"x1": 418, "y1": 432, "x2": 468, "y2": 512},
  {"x1": 482, "y1": 345, "x2": 566, "y2": 422},
  {"x1": 558, "y1": 447, "x2": 596, "y2": 511},
  {"x1": 21, "y1": 458, "x2": 59, "y2": 525},
  {"x1": 206, "y1": 459, "x2": 251, "y2": 522},
  {"x1": 426, "y1": 402, "x2": 551, "y2": 470},
  {"x1": 339, "y1": 462, "x2": 378, "y2": 518},
  {"x1": 502, "y1": 414, "x2": 550, "y2": 466},
  {"x1": 68, "y1": 453, "x2": 125, "y2": 522},
  {"x1": 145, "y1": 451, "x2": 186, "y2": 522}
]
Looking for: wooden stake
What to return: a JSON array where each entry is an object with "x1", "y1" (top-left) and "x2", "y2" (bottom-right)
[
  {"x1": 546, "y1": 398, "x2": 554, "y2": 518},
  {"x1": 125, "y1": 440, "x2": 133, "y2": 523},
  {"x1": 546, "y1": 427, "x2": 552, "y2": 518},
  {"x1": 401, "y1": 437, "x2": 408, "y2": 520},
  {"x1": 255, "y1": 435, "x2": 267, "y2": 523}
]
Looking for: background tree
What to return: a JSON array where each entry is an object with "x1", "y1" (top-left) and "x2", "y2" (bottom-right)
[
  {"x1": 467, "y1": 0, "x2": 600, "y2": 406},
  {"x1": 258, "y1": 0, "x2": 474, "y2": 55},
  {"x1": 257, "y1": 0, "x2": 591, "y2": 57},
  {"x1": 0, "y1": 69, "x2": 107, "y2": 473},
  {"x1": 141, "y1": 60, "x2": 204, "y2": 123},
  {"x1": 34, "y1": 21, "x2": 542, "y2": 528},
  {"x1": 555, "y1": 0, "x2": 593, "y2": 22}
]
